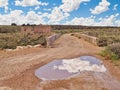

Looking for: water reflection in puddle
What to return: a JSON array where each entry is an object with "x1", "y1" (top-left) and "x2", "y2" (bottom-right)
[
  {"x1": 35, "y1": 60, "x2": 76, "y2": 80},
  {"x1": 80, "y1": 56, "x2": 103, "y2": 65},
  {"x1": 35, "y1": 56, "x2": 106, "y2": 80}
]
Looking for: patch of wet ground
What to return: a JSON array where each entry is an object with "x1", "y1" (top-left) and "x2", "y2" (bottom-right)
[
  {"x1": 35, "y1": 56, "x2": 120, "y2": 90},
  {"x1": 35, "y1": 56, "x2": 106, "y2": 80}
]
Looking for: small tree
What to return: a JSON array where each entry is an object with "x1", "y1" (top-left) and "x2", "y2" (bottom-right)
[
  {"x1": 11, "y1": 23, "x2": 17, "y2": 26},
  {"x1": 27, "y1": 24, "x2": 30, "y2": 26},
  {"x1": 22, "y1": 24, "x2": 26, "y2": 26}
]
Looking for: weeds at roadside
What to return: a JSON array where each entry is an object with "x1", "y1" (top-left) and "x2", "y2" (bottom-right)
[
  {"x1": 0, "y1": 33, "x2": 47, "y2": 49},
  {"x1": 100, "y1": 49, "x2": 119, "y2": 61},
  {"x1": 100, "y1": 43, "x2": 120, "y2": 65}
]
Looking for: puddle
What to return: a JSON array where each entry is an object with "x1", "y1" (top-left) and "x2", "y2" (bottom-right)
[
  {"x1": 35, "y1": 56, "x2": 107, "y2": 80},
  {"x1": 35, "y1": 60, "x2": 76, "y2": 80},
  {"x1": 80, "y1": 56, "x2": 103, "y2": 65}
]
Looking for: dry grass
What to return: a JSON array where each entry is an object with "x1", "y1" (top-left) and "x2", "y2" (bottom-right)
[{"x1": 0, "y1": 33, "x2": 46, "y2": 49}]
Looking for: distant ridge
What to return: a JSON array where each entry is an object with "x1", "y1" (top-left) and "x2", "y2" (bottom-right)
[{"x1": 50, "y1": 25, "x2": 120, "y2": 30}]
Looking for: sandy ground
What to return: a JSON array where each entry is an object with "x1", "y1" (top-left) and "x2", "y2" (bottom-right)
[{"x1": 0, "y1": 34, "x2": 120, "y2": 90}]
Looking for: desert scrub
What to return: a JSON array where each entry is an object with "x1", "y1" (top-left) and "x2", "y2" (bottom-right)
[
  {"x1": 100, "y1": 43, "x2": 120, "y2": 60},
  {"x1": 0, "y1": 25, "x2": 20, "y2": 33},
  {"x1": 18, "y1": 35, "x2": 47, "y2": 46},
  {"x1": 83, "y1": 28, "x2": 120, "y2": 46},
  {"x1": 97, "y1": 37, "x2": 107, "y2": 46},
  {"x1": 0, "y1": 33, "x2": 21, "y2": 49},
  {"x1": 71, "y1": 33, "x2": 81, "y2": 39},
  {"x1": 0, "y1": 33, "x2": 47, "y2": 49},
  {"x1": 108, "y1": 43, "x2": 120, "y2": 59},
  {"x1": 53, "y1": 29, "x2": 82, "y2": 34},
  {"x1": 71, "y1": 33, "x2": 74, "y2": 36}
]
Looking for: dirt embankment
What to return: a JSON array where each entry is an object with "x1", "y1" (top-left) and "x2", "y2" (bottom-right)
[{"x1": 0, "y1": 34, "x2": 120, "y2": 90}]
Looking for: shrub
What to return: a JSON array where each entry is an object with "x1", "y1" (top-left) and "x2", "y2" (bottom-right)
[
  {"x1": 11, "y1": 23, "x2": 17, "y2": 26},
  {"x1": 97, "y1": 37, "x2": 107, "y2": 47},
  {"x1": 18, "y1": 35, "x2": 47, "y2": 46},
  {"x1": 108, "y1": 43, "x2": 120, "y2": 59},
  {"x1": 110, "y1": 53, "x2": 119, "y2": 60},
  {"x1": 100, "y1": 43, "x2": 120, "y2": 60},
  {"x1": 71, "y1": 33, "x2": 74, "y2": 36},
  {"x1": 3, "y1": 43, "x2": 17, "y2": 49},
  {"x1": 0, "y1": 40, "x2": 6, "y2": 49},
  {"x1": 0, "y1": 26, "x2": 20, "y2": 33},
  {"x1": 18, "y1": 35, "x2": 29, "y2": 46},
  {"x1": 0, "y1": 33, "x2": 47, "y2": 49},
  {"x1": 38, "y1": 36, "x2": 47, "y2": 46}
]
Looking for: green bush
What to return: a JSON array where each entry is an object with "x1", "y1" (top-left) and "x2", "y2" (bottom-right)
[
  {"x1": 0, "y1": 33, "x2": 47, "y2": 49},
  {"x1": 3, "y1": 43, "x2": 17, "y2": 49},
  {"x1": 100, "y1": 49, "x2": 109, "y2": 57},
  {"x1": 97, "y1": 37, "x2": 107, "y2": 46},
  {"x1": 84, "y1": 28, "x2": 120, "y2": 46},
  {"x1": 110, "y1": 53, "x2": 119, "y2": 60},
  {"x1": 0, "y1": 35, "x2": 19, "y2": 49},
  {"x1": 18, "y1": 35, "x2": 47, "y2": 46},
  {"x1": 38, "y1": 36, "x2": 47, "y2": 46},
  {"x1": 100, "y1": 43, "x2": 120, "y2": 60},
  {"x1": 108, "y1": 43, "x2": 120, "y2": 59},
  {"x1": 0, "y1": 25, "x2": 20, "y2": 33},
  {"x1": 0, "y1": 40, "x2": 6, "y2": 49},
  {"x1": 18, "y1": 35, "x2": 30, "y2": 46}
]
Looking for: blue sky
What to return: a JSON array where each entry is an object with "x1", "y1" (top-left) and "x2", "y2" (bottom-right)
[{"x1": 0, "y1": 0, "x2": 120, "y2": 26}]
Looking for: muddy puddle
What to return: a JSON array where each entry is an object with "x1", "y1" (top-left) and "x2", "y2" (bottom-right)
[{"x1": 35, "y1": 56, "x2": 107, "y2": 80}]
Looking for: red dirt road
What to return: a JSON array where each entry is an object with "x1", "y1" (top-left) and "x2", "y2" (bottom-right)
[{"x1": 0, "y1": 34, "x2": 120, "y2": 90}]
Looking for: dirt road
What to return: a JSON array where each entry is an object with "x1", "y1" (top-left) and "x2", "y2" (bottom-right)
[{"x1": 0, "y1": 34, "x2": 120, "y2": 90}]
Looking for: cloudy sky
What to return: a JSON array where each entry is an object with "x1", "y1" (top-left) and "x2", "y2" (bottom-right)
[{"x1": 0, "y1": 0, "x2": 120, "y2": 26}]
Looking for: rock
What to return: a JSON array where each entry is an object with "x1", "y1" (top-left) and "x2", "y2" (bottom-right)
[
  {"x1": 33, "y1": 44, "x2": 42, "y2": 48},
  {"x1": 16, "y1": 46, "x2": 24, "y2": 50},
  {"x1": 27, "y1": 45, "x2": 33, "y2": 48},
  {"x1": 5, "y1": 49, "x2": 13, "y2": 51},
  {"x1": 0, "y1": 87, "x2": 12, "y2": 90}
]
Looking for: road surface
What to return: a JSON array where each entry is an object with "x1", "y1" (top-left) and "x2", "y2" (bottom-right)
[{"x1": 0, "y1": 34, "x2": 120, "y2": 90}]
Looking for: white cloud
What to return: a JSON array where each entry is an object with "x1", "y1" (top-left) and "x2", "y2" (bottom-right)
[
  {"x1": 15, "y1": 0, "x2": 48, "y2": 7},
  {"x1": 66, "y1": 13, "x2": 119, "y2": 26},
  {"x1": 115, "y1": 20, "x2": 120, "y2": 26},
  {"x1": 44, "y1": 0, "x2": 90, "y2": 24},
  {"x1": 90, "y1": 0, "x2": 110, "y2": 14},
  {"x1": 46, "y1": 0, "x2": 91, "y2": 24},
  {"x1": 4, "y1": 6, "x2": 8, "y2": 13},
  {"x1": 48, "y1": 7, "x2": 69, "y2": 24},
  {"x1": 54, "y1": 58, "x2": 106, "y2": 73},
  {"x1": 41, "y1": 13, "x2": 49, "y2": 17},
  {"x1": 113, "y1": 4, "x2": 118, "y2": 10},
  {"x1": 0, "y1": 0, "x2": 8, "y2": 7},
  {"x1": 0, "y1": 10, "x2": 46, "y2": 25},
  {"x1": 0, "y1": 10, "x2": 24, "y2": 25},
  {"x1": 43, "y1": 8, "x2": 51, "y2": 11},
  {"x1": 66, "y1": 16, "x2": 95, "y2": 26},
  {"x1": 60, "y1": 0, "x2": 90, "y2": 12},
  {"x1": 84, "y1": 3, "x2": 87, "y2": 5},
  {"x1": 37, "y1": 12, "x2": 42, "y2": 15},
  {"x1": 0, "y1": 0, "x2": 9, "y2": 13},
  {"x1": 95, "y1": 13, "x2": 119, "y2": 26},
  {"x1": 35, "y1": 6, "x2": 40, "y2": 10},
  {"x1": 0, "y1": 10, "x2": 119, "y2": 26},
  {"x1": 40, "y1": 2, "x2": 49, "y2": 6},
  {"x1": 0, "y1": 7, "x2": 69, "y2": 25}
]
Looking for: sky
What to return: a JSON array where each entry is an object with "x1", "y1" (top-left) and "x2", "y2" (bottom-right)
[{"x1": 0, "y1": 0, "x2": 120, "y2": 26}]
